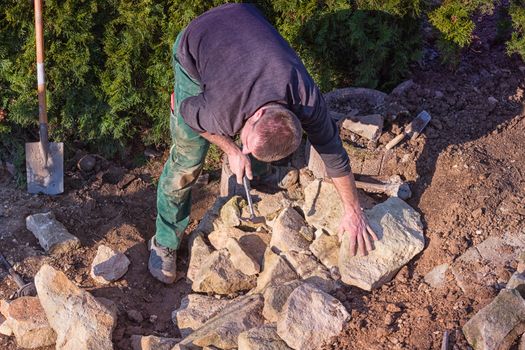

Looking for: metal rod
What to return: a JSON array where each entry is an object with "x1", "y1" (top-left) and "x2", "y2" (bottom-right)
[{"x1": 243, "y1": 176, "x2": 256, "y2": 218}]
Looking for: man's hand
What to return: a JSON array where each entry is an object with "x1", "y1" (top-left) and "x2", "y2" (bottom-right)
[
  {"x1": 227, "y1": 148, "x2": 253, "y2": 184},
  {"x1": 338, "y1": 206, "x2": 378, "y2": 256}
]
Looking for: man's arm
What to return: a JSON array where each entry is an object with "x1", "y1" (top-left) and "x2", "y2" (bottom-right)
[
  {"x1": 200, "y1": 132, "x2": 252, "y2": 183},
  {"x1": 332, "y1": 173, "x2": 378, "y2": 256}
]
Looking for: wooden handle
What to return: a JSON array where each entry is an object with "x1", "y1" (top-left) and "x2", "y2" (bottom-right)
[
  {"x1": 385, "y1": 133, "x2": 406, "y2": 150},
  {"x1": 34, "y1": 0, "x2": 47, "y2": 125}
]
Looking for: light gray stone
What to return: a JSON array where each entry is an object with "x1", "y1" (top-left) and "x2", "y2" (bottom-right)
[
  {"x1": 254, "y1": 249, "x2": 299, "y2": 293},
  {"x1": 303, "y1": 180, "x2": 343, "y2": 236},
  {"x1": 131, "y1": 335, "x2": 180, "y2": 350},
  {"x1": 282, "y1": 250, "x2": 338, "y2": 293},
  {"x1": 172, "y1": 294, "x2": 230, "y2": 338},
  {"x1": 341, "y1": 114, "x2": 384, "y2": 142},
  {"x1": 507, "y1": 272, "x2": 525, "y2": 297},
  {"x1": 262, "y1": 281, "x2": 302, "y2": 323},
  {"x1": 1, "y1": 296, "x2": 56, "y2": 348},
  {"x1": 0, "y1": 314, "x2": 12, "y2": 336},
  {"x1": 178, "y1": 294, "x2": 265, "y2": 349},
  {"x1": 238, "y1": 324, "x2": 292, "y2": 350},
  {"x1": 520, "y1": 333, "x2": 525, "y2": 350},
  {"x1": 309, "y1": 232, "x2": 339, "y2": 269},
  {"x1": 90, "y1": 244, "x2": 130, "y2": 284},
  {"x1": 208, "y1": 228, "x2": 270, "y2": 266},
  {"x1": 35, "y1": 264, "x2": 117, "y2": 350},
  {"x1": 218, "y1": 195, "x2": 244, "y2": 228},
  {"x1": 270, "y1": 207, "x2": 310, "y2": 253},
  {"x1": 339, "y1": 197, "x2": 425, "y2": 291},
  {"x1": 277, "y1": 283, "x2": 350, "y2": 350},
  {"x1": 226, "y1": 237, "x2": 261, "y2": 276},
  {"x1": 424, "y1": 263, "x2": 449, "y2": 288},
  {"x1": 255, "y1": 191, "x2": 291, "y2": 220},
  {"x1": 26, "y1": 212, "x2": 80, "y2": 254},
  {"x1": 463, "y1": 289, "x2": 525, "y2": 350},
  {"x1": 187, "y1": 234, "x2": 214, "y2": 282},
  {"x1": 192, "y1": 249, "x2": 256, "y2": 295}
]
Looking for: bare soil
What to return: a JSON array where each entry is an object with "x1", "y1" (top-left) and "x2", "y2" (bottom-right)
[{"x1": 1, "y1": 12, "x2": 525, "y2": 350}]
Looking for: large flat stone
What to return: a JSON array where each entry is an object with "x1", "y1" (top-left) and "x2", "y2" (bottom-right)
[
  {"x1": 451, "y1": 233, "x2": 525, "y2": 295},
  {"x1": 172, "y1": 294, "x2": 230, "y2": 338},
  {"x1": 192, "y1": 249, "x2": 256, "y2": 295},
  {"x1": 187, "y1": 234, "x2": 214, "y2": 282},
  {"x1": 309, "y1": 233, "x2": 339, "y2": 269},
  {"x1": 338, "y1": 197, "x2": 425, "y2": 291},
  {"x1": 178, "y1": 294, "x2": 265, "y2": 349},
  {"x1": 26, "y1": 212, "x2": 80, "y2": 254},
  {"x1": 276, "y1": 283, "x2": 349, "y2": 350},
  {"x1": 208, "y1": 228, "x2": 270, "y2": 266},
  {"x1": 238, "y1": 324, "x2": 292, "y2": 350},
  {"x1": 463, "y1": 289, "x2": 525, "y2": 350},
  {"x1": 2, "y1": 296, "x2": 56, "y2": 348},
  {"x1": 226, "y1": 237, "x2": 260, "y2": 276},
  {"x1": 90, "y1": 244, "x2": 130, "y2": 284},
  {"x1": 262, "y1": 281, "x2": 302, "y2": 323},
  {"x1": 270, "y1": 207, "x2": 310, "y2": 253},
  {"x1": 282, "y1": 250, "x2": 338, "y2": 293},
  {"x1": 303, "y1": 180, "x2": 343, "y2": 236},
  {"x1": 35, "y1": 264, "x2": 117, "y2": 350},
  {"x1": 255, "y1": 191, "x2": 291, "y2": 221},
  {"x1": 253, "y1": 249, "x2": 299, "y2": 293}
]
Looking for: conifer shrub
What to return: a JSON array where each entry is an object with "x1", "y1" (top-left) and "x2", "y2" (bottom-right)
[{"x1": 507, "y1": 0, "x2": 525, "y2": 59}]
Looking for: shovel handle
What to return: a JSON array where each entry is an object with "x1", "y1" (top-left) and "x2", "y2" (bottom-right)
[
  {"x1": 34, "y1": 0, "x2": 47, "y2": 126},
  {"x1": 0, "y1": 253, "x2": 26, "y2": 289},
  {"x1": 385, "y1": 132, "x2": 406, "y2": 150}
]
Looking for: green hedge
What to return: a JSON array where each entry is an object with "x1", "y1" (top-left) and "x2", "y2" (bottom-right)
[{"x1": 0, "y1": 1, "x2": 422, "y2": 155}]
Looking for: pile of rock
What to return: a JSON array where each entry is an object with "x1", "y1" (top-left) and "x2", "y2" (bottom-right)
[{"x1": 171, "y1": 178, "x2": 424, "y2": 349}]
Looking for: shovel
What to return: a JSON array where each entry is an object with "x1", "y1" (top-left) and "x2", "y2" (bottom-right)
[
  {"x1": 26, "y1": 0, "x2": 63, "y2": 195},
  {"x1": 385, "y1": 110, "x2": 431, "y2": 150}
]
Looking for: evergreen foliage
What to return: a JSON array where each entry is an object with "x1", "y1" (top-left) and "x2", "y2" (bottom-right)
[{"x1": 507, "y1": 0, "x2": 525, "y2": 59}]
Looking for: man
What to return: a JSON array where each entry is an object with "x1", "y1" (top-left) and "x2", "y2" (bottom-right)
[{"x1": 149, "y1": 3, "x2": 378, "y2": 284}]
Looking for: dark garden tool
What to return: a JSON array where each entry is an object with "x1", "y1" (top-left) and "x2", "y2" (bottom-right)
[
  {"x1": 0, "y1": 253, "x2": 37, "y2": 298},
  {"x1": 385, "y1": 110, "x2": 432, "y2": 150},
  {"x1": 242, "y1": 176, "x2": 266, "y2": 224},
  {"x1": 26, "y1": 0, "x2": 64, "y2": 195}
]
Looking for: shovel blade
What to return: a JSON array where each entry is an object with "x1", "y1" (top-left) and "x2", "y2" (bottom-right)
[{"x1": 25, "y1": 141, "x2": 64, "y2": 195}]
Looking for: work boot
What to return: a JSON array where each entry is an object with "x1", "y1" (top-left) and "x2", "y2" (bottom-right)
[
  {"x1": 253, "y1": 165, "x2": 299, "y2": 190},
  {"x1": 148, "y1": 237, "x2": 177, "y2": 284}
]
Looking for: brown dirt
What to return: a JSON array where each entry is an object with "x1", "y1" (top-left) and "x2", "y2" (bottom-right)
[{"x1": 1, "y1": 11, "x2": 524, "y2": 350}]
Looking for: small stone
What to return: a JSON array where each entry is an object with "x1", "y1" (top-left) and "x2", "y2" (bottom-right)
[
  {"x1": 342, "y1": 114, "x2": 384, "y2": 142},
  {"x1": 434, "y1": 90, "x2": 444, "y2": 99},
  {"x1": 262, "y1": 281, "x2": 303, "y2": 323},
  {"x1": 270, "y1": 207, "x2": 310, "y2": 252},
  {"x1": 172, "y1": 294, "x2": 230, "y2": 338},
  {"x1": 35, "y1": 264, "x2": 117, "y2": 350},
  {"x1": 192, "y1": 249, "x2": 256, "y2": 295},
  {"x1": 218, "y1": 195, "x2": 244, "y2": 228},
  {"x1": 463, "y1": 289, "x2": 525, "y2": 350},
  {"x1": 256, "y1": 192, "x2": 291, "y2": 220},
  {"x1": 90, "y1": 245, "x2": 130, "y2": 284},
  {"x1": 309, "y1": 232, "x2": 339, "y2": 269},
  {"x1": 339, "y1": 197, "x2": 425, "y2": 291},
  {"x1": 282, "y1": 250, "x2": 338, "y2": 293},
  {"x1": 26, "y1": 212, "x2": 81, "y2": 254},
  {"x1": 238, "y1": 324, "x2": 292, "y2": 350},
  {"x1": 127, "y1": 309, "x2": 144, "y2": 323},
  {"x1": 2, "y1": 296, "x2": 56, "y2": 348},
  {"x1": 254, "y1": 249, "x2": 299, "y2": 293},
  {"x1": 178, "y1": 295, "x2": 265, "y2": 349},
  {"x1": 187, "y1": 234, "x2": 214, "y2": 282},
  {"x1": 507, "y1": 272, "x2": 525, "y2": 296},
  {"x1": 276, "y1": 283, "x2": 350, "y2": 350},
  {"x1": 149, "y1": 314, "x2": 158, "y2": 323},
  {"x1": 386, "y1": 304, "x2": 402, "y2": 313},
  {"x1": 130, "y1": 335, "x2": 180, "y2": 350},
  {"x1": 424, "y1": 263, "x2": 449, "y2": 288},
  {"x1": 226, "y1": 237, "x2": 261, "y2": 276},
  {"x1": 471, "y1": 208, "x2": 484, "y2": 219},
  {"x1": 488, "y1": 96, "x2": 498, "y2": 105},
  {"x1": 303, "y1": 180, "x2": 344, "y2": 236},
  {"x1": 0, "y1": 314, "x2": 12, "y2": 336},
  {"x1": 77, "y1": 154, "x2": 96, "y2": 172}
]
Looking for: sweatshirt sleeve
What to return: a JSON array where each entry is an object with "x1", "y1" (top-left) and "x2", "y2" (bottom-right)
[{"x1": 300, "y1": 94, "x2": 351, "y2": 178}]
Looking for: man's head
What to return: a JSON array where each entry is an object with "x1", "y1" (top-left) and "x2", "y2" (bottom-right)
[{"x1": 240, "y1": 103, "x2": 302, "y2": 162}]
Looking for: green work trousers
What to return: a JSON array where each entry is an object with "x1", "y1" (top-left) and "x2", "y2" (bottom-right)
[{"x1": 155, "y1": 31, "x2": 267, "y2": 249}]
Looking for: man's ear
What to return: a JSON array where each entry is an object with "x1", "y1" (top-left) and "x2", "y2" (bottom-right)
[{"x1": 251, "y1": 107, "x2": 266, "y2": 123}]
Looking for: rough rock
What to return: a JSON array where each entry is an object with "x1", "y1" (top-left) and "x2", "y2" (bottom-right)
[
  {"x1": 276, "y1": 283, "x2": 350, "y2": 350},
  {"x1": 309, "y1": 232, "x2": 339, "y2": 269},
  {"x1": 254, "y1": 249, "x2": 299, "y2": 293},
  {"x1": 339, "y1": 197, "x2": 425, "y2": 291},
  {"x1": 270, "y1": 207, "x2": 310, "y2": 253},
  {"x1": 226, "y1": 237, "x2": 261, "y2": 276},
  {"x1": 130, "y1": 335, "x2": 180, "y2": 350},
  {"x1": 192, "y1": 249, "x2": 256, "y2": 295},
  {"x1": 463, "y1": 289, "x2": 525, "y2": 350},
  {"x1": 26, "y1": 212, "x2": 80, "y2": 254},
  {"x1": 218, "y1": 195, "x2": 244, "y2": 228},
  {"x1": 187, "y1": 234, "x2": 214, "y2": 282},
  {"x1": 507, "y1": 272, "x2": 525, "y2": 297},
  {"x1": 172, "y1": 294, "x2": 230, "y2": 338},
  {"x1": 282, "y1": 250, "x2": 338, "y2": 293},
  {"x1": 424, "y1": 263, "x2": 449, "y2": 288},
  {"x1": 178, "y1": 294, "x2": 265, "y2": 349},
  {"x1": 90, "y1": 244, "x2": 130, "y2": 284},
  {"x1": 238, "y1": 324, "x2": 292, "y2": 350},
  {"x1": 342, "y1": 114, "x2": 384, "y2": 142},
  {"x1": 196, "y1": 197, "x2": 228, "y2": 234},
  {"x1": 303, "y1": 180, "x2": 343, "y2": 236},
  {"x1": 451, "y1": 233, "x2": 525, "y2": 295},
  {"x1": 208, "y1": 227, "x2": 270, "y2": 266},
  {"x1": 255, "y1": 191, "x2": 292, "y2": 220},
  {"x1": 127, "y1": 309, "x2": 144, "y2": 323},
  {"x1": 305, "y1": 141, "x2": 327, "y2": 179},
  {"x1": 34, "y1": 264, "x2": 117, "y2": 350},
  {"x1": 0, "y1": 314, "x2": 12, "y2": 336},
  {"x1": 262, "y1": 281, "x2": 302, "y2": 323},
  {"x1": 1, "y1": 296, "x2": 56, "y2": 348},
  {"x1": 77, "y1": 154, "x2": 96, "y2": 172}
]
